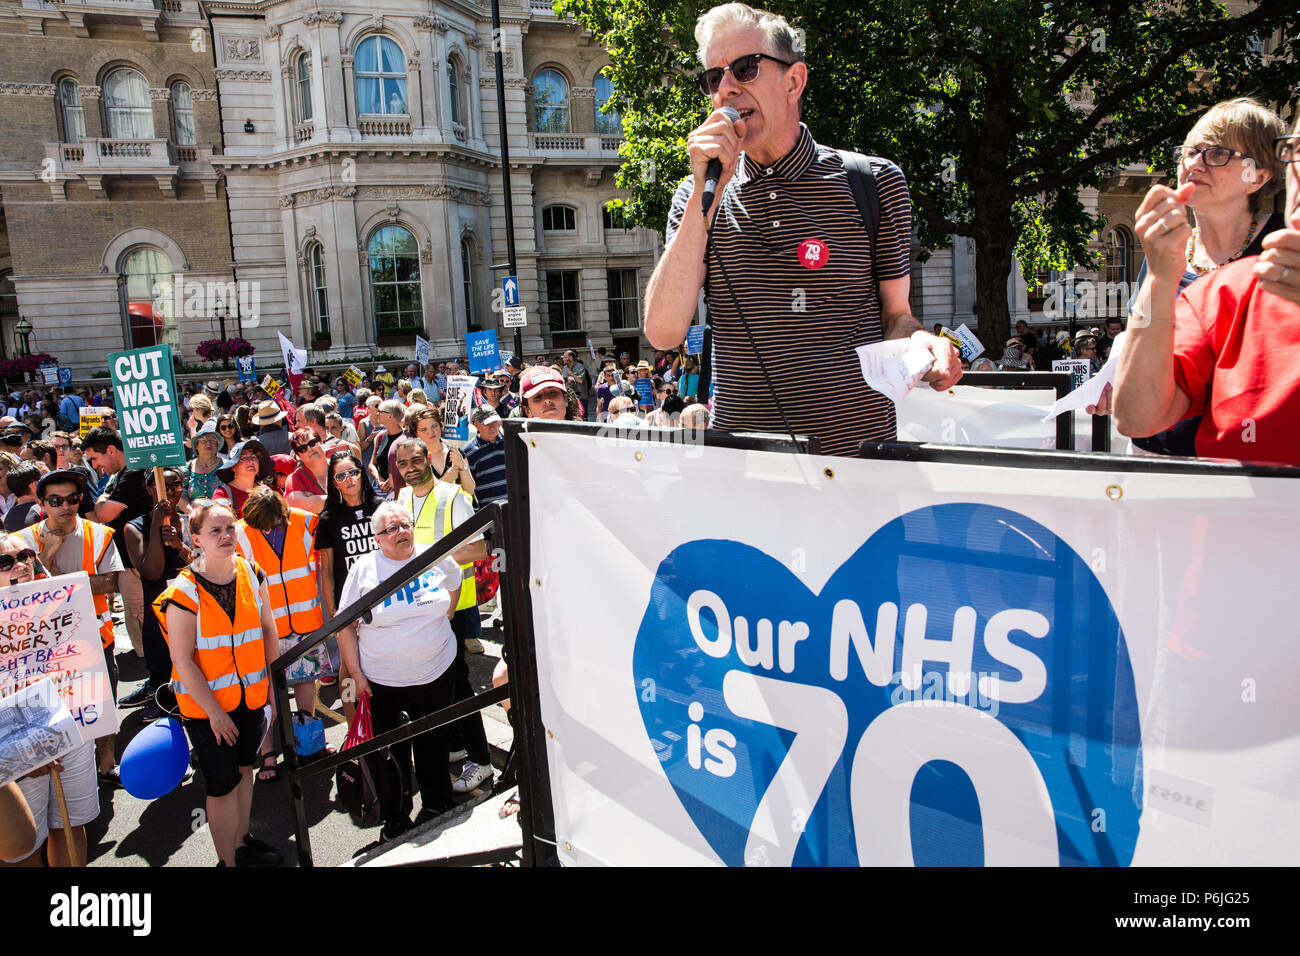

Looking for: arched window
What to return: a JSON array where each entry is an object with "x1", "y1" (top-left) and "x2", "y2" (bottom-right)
[
  {"x1": 356, "y1": 36, "x2": 407, "y2": 115},
  {"x1": 368, "y1": 225, "x2": 422, "y2": 333},
  {"x1": 460, "y1": 238, "x2": 474, "y2": 330},
  {"x1": 542, "y1": 205, "x2": 576, "y2": 232},
  {"x1": 532, "y1": 69, "x2": 569, "y2": 133},
  {"x1": 595, "y1": 70, "x2": 621, "y2": 135},
  {"x1": 296, "y1": 53, "x2": 313, "y2": 124},
  {"x1": 58, "y1": 79, "x2": 85, "y2": 144},
  {"x1": 172, "y1": 82, "x2": 195, "y2": 146},
  {"x1": 308, "y1": 243, "x2": 329, "y2": 335},
  {"x1": 103, "y1": 68, "x2": 154, "y2": 139},
  {"x1": 122, "y1": 247, "x2": 176, "y2": 349},
  {"x1": 447, "y1": 59, "x2": 460, "y2": 126}
]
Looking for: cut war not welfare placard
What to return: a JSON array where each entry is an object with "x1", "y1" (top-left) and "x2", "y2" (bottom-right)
[{"x1": 109, "y1": 345, "x2": 187, "y2": 469}]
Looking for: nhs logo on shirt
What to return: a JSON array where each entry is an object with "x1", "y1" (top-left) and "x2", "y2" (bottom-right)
[
  {"x1": 380, "y1": 570, "x2": 445, "y2": 609},
  {"x1": 632, "y1": 503, "x2": 1142, "y2": 866}
]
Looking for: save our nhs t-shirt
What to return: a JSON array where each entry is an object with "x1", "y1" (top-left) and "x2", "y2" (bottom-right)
[{"x1": 338, "y1": 551, "x2": 463, "y2": 687}]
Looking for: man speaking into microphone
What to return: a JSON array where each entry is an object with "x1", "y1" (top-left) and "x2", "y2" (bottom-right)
[{"x1": 646, "y1": 2, "x2": 961, "y2": 457}]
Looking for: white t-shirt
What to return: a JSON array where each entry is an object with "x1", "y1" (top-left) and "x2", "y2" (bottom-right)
[
  {"x1": 18, "y1": 519, "x2": 124, "y2": 579},
  {"x1": 338, "y1": 550, "x2": 462, "y2": 687}
]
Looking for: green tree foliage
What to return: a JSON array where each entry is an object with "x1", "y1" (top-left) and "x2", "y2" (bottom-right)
[{"x1": 559, "y1": 0, "x2": 1300, "y2": 348}]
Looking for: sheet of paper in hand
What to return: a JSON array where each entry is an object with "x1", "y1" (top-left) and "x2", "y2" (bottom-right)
[{"x1": 855, "y1": 339, "x2": 935, "y2": 404}]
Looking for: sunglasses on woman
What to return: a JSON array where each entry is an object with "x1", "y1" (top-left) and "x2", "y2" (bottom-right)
[
  {"x1": 293, "y1": 437, "x2": 321, "y2": 454},
  {"x1": 332, "y1": 468, "x2": 361, "y2": 482},
  {"x1": 696, "y1": 52, "x2": 793, "y2": 96},
  {"x1": 0, "y1": 549, "x2": 36, "y2": 571}
]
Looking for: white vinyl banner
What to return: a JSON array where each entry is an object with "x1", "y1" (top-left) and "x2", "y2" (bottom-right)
[
  {"x1": 525, "y1": 430, "x2": 1300, "y2": 866},
  {"x1": 897, "y1": 384, "x2": 1110, "y2": 452}
]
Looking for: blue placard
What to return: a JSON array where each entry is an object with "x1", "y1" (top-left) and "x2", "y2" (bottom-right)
[
  {"x1": 466, "y1": 330, "x2": 500, "y2": 375},
  {"x1": 502, "y1": 275, "x2": 519, "y2": 307},
  {"x1": 685, "y1": 325, "x2": 705, "y2": 355},
  {"x1": 57, "y1": 367, "x2": 73, "y2": 387},
  {"x1": 236, "y1": 355, "x2": 257, "y2": 383},
  {"x1": 634, "y1": 378, "x2": 655, "y2": 408}
]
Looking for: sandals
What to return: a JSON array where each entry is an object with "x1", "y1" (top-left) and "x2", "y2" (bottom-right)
[{"x1": 256, "y1": 751, "x2": 281, "y2": 784}]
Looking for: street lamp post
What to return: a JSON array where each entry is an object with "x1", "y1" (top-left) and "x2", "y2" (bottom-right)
[
  {"x1": 15, "y1": 316, "x2": 32, "y2": 357},
  {"x1": 214, "y1": 299, "x2": 229, "y2": 369}
]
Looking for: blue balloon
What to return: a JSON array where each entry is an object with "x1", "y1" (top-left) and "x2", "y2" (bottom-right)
[{"x1": 120, "y1": 717, "x2": 190, "y2": 800}]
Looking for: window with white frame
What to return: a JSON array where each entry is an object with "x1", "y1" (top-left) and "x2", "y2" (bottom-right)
[
  {"x1": 172, "y1": 82, "x2": 195, "y2": 146},
  {"x1": 356, "y1": 36, "x2": 408, "y2": 115},
  {"x1": 607, "y1": 268, "x2": 639, "y2": 329},
  {"x1": 542, "y1": 205, "x2": 576, "y2": 232},
  {"x1": 309, "y1": 244, "x2": 329, "y2": 335},
  {"x1": 461, "y1": 239, "x2": 474, "y2": 330},
  {"x1": 103, "y1": 68, "x2": 154, "y2": 139},
  {"x1": 58, "y1": 79, "x2": 85, "y2": 144},
  {"x1": 296, "y1": 53, "x2": 313, "y2": 124},
  {"x1": 122, "y1": 247, "x2": 177, "y2": 349}
]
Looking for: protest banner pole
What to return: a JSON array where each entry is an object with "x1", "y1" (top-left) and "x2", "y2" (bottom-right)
[{"x1": 49, "y1": 766, "x2": 83, "y2": 867}]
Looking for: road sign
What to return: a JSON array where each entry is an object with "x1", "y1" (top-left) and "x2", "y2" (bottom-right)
[
  {"x1": 108, "y1": 344, "x2": 187, "y2": 468},
  {"x1": 502, "y1": 276, "x2": 519, "y2": 307},
  {"x1": 502, "y1": 306, "x2": 527, "y2": 328}
]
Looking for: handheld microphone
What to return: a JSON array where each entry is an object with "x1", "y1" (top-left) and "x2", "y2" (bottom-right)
[{"x1": 700, "y1": 106, "x2": 741, "y2": 218}]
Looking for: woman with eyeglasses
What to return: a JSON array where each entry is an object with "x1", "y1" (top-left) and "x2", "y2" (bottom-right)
[
  {"x1": 211, "y1": 438, "x2": 274, "y2": 519},
  {"x1": 284, "y1": 427, "x2": 330, "y2": 516},
  {"x1": 337, "y1": 501, "x2": 464, "y2": 842},
  {"x1": 1114, "y1": 108, "x2": 1300, "y2": 466},
  {"x1": 1101, "y1": 99, "x2": 1287, "y2": 450},
  {"x1": 154, "y1": 499, "x2": 283, "y2": 867}
]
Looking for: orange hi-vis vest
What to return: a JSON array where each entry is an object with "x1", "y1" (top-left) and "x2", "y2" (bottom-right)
[
  {"x1": 153, "y1": 557, "x2": 269, "y2": 720},
  {"x1": 29, "y1": 518, "x2": 115, "y2": 649},
  {"x1": 233, "y1": 508, "x2": 323, "y2": 639}
]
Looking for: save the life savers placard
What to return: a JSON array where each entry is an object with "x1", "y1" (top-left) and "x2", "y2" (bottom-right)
[
  {"x1": 0, "y1": 572, "x2": 119, "y2": 745},
  {"x1": 524, "y1": 431, "x2": 1300, "y2": 866},
  {"x1": 108, "y1": 344, "x2": 187, "y2": 469}
]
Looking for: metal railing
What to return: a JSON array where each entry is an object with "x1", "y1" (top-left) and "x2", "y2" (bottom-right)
[{"x1": 269, "y1": 502, "x2": 537, "y2": 867}]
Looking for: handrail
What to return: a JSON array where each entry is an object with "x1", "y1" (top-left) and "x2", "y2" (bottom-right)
[{"x1": 270, "y1": 502, "x2": 507, "y2": 867}]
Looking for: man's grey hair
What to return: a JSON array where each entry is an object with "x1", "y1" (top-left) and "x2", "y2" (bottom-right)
[
  {"x1": 371, "y1": 500, "x2": 411, "y2": 536},
  {"x1": 379, "y1": 399, "x2": 405, "y2": 418},
  {"x1": 695, "y1": 2, "x2": 804, "y2": 65},
  {"x1": 391, "y1": 436, "x2": 426, "y2": 460},
  {"x1": 299, "y1": 403, "x2": 326, "y2": 426}
]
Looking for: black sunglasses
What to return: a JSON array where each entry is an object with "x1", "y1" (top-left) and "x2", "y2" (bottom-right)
[
  {"x1": 0, "y1": 549, "x2": 36, "y2": 571},
  {"x1": 292, "y1": 437, "x2": 321, "y2": 454},
  {"x1": 43, "y1": 491, "x2": 83, "y2": 507},
  {"x1": 696, "y1": 52, "x2": 793, "y2": 96}
]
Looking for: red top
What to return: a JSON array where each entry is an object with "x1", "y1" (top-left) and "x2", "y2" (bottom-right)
[
  {"x1": 1173, "y1": 256, "x2": 1300, "y2": 467},
  {"x1": 212, "y1": 484, "x2": 250, "y2": 518},
  {"x1": 285, "y1": 465, "x2": 326, "y2": 498}
]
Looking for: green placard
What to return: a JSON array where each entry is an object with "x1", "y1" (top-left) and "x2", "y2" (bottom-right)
[{"x1": 107, "y1": 344, "x2": 187, "y2": 469}]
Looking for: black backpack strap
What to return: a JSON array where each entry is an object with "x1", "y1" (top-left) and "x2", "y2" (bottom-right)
[{"x1": 838, "y1": 149, "x2": 880, "y2": 286}]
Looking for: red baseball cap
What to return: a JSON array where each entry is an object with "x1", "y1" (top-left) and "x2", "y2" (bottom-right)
[
  {"x1": 519, "y1": 366, "x2": 566, "y2": 401},
  {"x1": 271, "y1": 454, "x2": 296, "y2": 477}
]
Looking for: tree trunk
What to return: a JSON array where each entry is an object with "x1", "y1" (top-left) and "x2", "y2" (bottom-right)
[{"x1": 972, "y1": 209, "x2": 1015, "y2": 356}]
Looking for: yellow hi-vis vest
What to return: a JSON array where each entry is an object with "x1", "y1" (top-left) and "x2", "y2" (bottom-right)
[
  {"x1": 233, "y1": 508, "x2": 323, "y2": 638},
  {"x1": 153, "y1": 557, "x2": 269, "y2": 720},
  {"x1": 397, "y1": 482, "x2": 477, "y2": 611}
]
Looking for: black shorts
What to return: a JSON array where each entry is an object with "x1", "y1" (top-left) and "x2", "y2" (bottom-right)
[
  {"x1": 183, "y1": 700, "x2": 267, "y2": 797},
  {"x1": 103, "y1": 640, "x2": 119, "y2": 700}
]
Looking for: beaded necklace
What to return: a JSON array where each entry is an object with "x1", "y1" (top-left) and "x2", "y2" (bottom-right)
[{"x1": 1185, "y1": 215, "x2": 1259, "y2": 275}]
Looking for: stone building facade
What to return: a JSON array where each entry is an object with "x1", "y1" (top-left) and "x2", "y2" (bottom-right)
[{"x1": 0, "y1": 0, "x2": 659, "y2": 374}]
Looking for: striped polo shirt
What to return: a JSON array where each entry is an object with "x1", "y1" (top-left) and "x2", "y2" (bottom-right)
[
  {"x1": 666, "y1": 124, "x2": 912, "y2": 457},
  {"x1": 463, "y1": 432, "x2": 507, "y2": 506}
]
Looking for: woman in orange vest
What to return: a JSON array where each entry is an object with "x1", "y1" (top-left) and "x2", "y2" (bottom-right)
[
  {"x1": 233, "y1": 486, "x2": 328, "y2": 778},
  {"x1": 156, "y1": 499, "x2": 283, "y2": 868}
]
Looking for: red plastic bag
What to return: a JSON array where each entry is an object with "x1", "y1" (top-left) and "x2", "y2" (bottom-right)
[{"x1": 343, "y1": 691, "x2": 373, "y2": 750}]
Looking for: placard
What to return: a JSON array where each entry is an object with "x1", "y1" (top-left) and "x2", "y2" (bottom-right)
[
  {"x1": 108, "y1": 344, "x2": 186, "y2": 468},
  {"x1": 78, "y1": 406, "x2": 110, "y2": 440},
  {"x1": 58, "y1": 367, "x2": 73, "y2": 388},
  {"x1": 415, "y1": 335, "x2": 430, "y2": 367},
  {"x1": 0, "y1": 679, "x2": 82, "y2": 786},
  {"x1": 0, "y1": 572, "x2": 119, "y2": 747},
  {"x1": 40, "y1": 363, "x2": 59, "y2": 385},
  {"x1": 341, "y1": 365, "x2": 365, "y2": 387},
  {"x1": 634, "y1": 378, "x2": 654, "y2": 408},
  {"x1": 442, "y1": 374, "x2": 477, "y2": 443},
  {"x1": 1052, "y1": 358, "x2": 1093, "y2": 393},
  {"x1": 466, "y1": 330, "x2": 500, "y2": 375},
  {"x1": 685, "y1": 325, "x2": 705, "y2": 356},
  {"x1": 236, "y1": 355, "x2": 257, "y2": 383},
  {"x1": 951, "y1": 323, "x2": 985, "y2": 361}
]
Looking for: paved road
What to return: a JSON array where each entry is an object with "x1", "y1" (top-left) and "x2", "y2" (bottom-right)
[{"x1": 88, "y1": 610, "x2": 512, "y2": 868}]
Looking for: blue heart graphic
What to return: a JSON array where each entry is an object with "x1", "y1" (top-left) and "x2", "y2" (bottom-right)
[{"x1": 633, "y1": 503, "x2": 1142, "y2": 866}]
